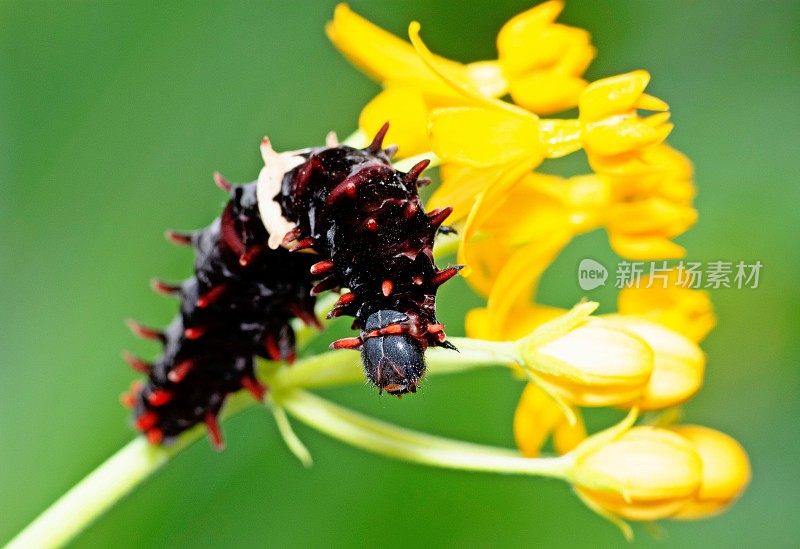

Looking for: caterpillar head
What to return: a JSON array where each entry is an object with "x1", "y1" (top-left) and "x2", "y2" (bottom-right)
[{"x1": 361, "y1": 310, "x2": 425, "y2": 395}]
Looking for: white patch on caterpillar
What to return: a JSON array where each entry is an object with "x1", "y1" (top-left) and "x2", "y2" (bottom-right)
[
  {"x1": 325, "y1": 131, "x2": 339, "y2": 147},
  {"x1": 257, "y1": 137, "x2": 306, "y2": 249}
]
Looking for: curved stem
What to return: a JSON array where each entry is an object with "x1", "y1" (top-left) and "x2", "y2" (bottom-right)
[
  {"x1": 5, "y1": 391, "x2": 252, "y2": 549},
  {"x1": 6, "y1": 439, "x2": 172, "y2": 549},
  {"x1": 280, "y1": 389, "x2": 572, "y2": 478},
  {"x1": 6, "y1": 338, "x2": 516, "y2": 549}
]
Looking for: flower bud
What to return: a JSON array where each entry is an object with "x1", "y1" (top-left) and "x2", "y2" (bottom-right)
[
  {"x1": 602, "y1": 316, "x2": 705, "y2": 410},
  {"x1": 518, "y1": 304, "x2": 654, "y2": 407},
  {"x1": 571, "y1": 426, "x2": 703, "y2": 521},
  {"x1": 669, "y1": 425, "x2": 751, "y2": 519}
]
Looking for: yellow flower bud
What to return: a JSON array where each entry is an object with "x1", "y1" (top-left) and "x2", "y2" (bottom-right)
[
  {"x1": 571, "y1": 427, "x2": 703, "y2": 521},
  {"x1": 602, "y1": 316, "x2": 705, "y2": 410},
  {"x1": 517, "y1": 304, "x2": 654, "y2": 407},
  {"x1": 670, "y1": 425, "x2": 751, "y2": 519}
]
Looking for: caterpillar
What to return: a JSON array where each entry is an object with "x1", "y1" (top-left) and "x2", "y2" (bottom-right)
[{"x1": 123, "y1": 125, "x2": 458, "y2": 448}]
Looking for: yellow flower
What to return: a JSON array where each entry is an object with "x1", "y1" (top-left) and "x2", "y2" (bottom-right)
[
  {"x1": 464, "y1": 236, "x2": 571, "y2": 338},
  {"x1": 579, "y1": 70, "x2": 673, "y2": 174},
  {"x1": 669, "y1": 425, "x2": 751, "y2": 519},
  {"x1": 618, "y1": 269, "x2": 716, "y2": 343},
  {"x1": 472, "y1": 267, "x2": 702, "y2": 414},
  {"x1": 326, "y1": 4, "x2": 495, "y2": 155},
  {"x1": 570, "y1": 426, "x2": 703, "y2": 521},
  {"x1": 429, "y1": 106, "x2": 544, "y2": 169},
  {"x1": 514, "y1": 303, "x2": 654, "y2": 408},
  {"x1": 479, "y1": 295, "x2": 704, "y2": 412},
  {"x1": 452, "y1": 157, "x2": 695, "y2": 298},
  {"x1": 328, "y1": 2, "x2": 594, "y2": 155},
  {"x1": 601, "y1": 316, "x2": 705, "y2": 410},
  {"x1": 456, "y1": 171, "x2": 574, "y2": 296},
  {"x1": 497, "y1": 1, "x2": 596, "y2": 113},
  {"x1": 426, "y1": 104, "x2": 580, "y2": 226},
  {"x1": 603, "y1": 145, "x2": 698, "y2": 259},
  {"x1": 430, "y1": 93, "x2": 692, "y2": 262}
]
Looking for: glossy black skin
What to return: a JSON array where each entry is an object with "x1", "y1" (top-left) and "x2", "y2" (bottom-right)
[
  {"x1": 279, "y1": 146, "x2": 440, "y2": 333},
  {"x1": 361, "y1": 310, "x2": 425, "y2": 395},
  {"x1": 133, "y1": 183, "x2": 316, "y2": 439}
]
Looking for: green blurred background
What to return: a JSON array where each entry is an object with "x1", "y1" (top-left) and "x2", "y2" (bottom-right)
[{"x1": 1, "y1": 1, "x2": 798, "y2": 547}]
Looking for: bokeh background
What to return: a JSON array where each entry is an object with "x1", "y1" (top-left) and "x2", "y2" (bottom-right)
[{"x1": 2, "y1": 1, "x2": 798, "y2": 547}]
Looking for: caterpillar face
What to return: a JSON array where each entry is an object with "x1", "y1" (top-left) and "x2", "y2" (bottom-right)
[
  {"x1": 125, "y1": 124, "x2": 459, "y2": 448},
  {"x1": 361, "y1": 310, "x2": 425, "y2": 395}
]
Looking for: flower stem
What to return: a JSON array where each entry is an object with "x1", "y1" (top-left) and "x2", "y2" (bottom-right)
[
  {"x1": 280, "y1": 389, "x2": 572, "y2": 478},
  {"x1": 7, "y1": 338, "x2": 517, "y2": 549},
  {"x1": 4, "y1": 390, "x2": 251, "y2": 549}
]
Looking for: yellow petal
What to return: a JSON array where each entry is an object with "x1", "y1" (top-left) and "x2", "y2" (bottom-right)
[
  {"x1": 583, "y1": 117, "x2": 673, "y2": 157},
  {"x1": 572, "y1": 427, "x2": 702, "y2": 521},
  {"x1": 513, "y1": 383, "x2": 566, "y2": 457},
  {"x1": 429, "y1": 164, "x2": 502, "y2": 224},
  {"x1": 608, "y1": 233, "x2": 688, "y2": 260},
  {"x1": 409, "y1": 21, "x2": 531, "y2": 115},
  {"x1": 464, "y1": 60, "x2": 509, "y2": 97},
  {"x1": 329, "y1": 6, "x2": 509, "y2": 101},
  {"x1": 617, "y1": 270, "x2": 716, "y2": 343},
  {"x1": 458, "y1": 169, "x2": 571, "y2": 298},
  {"x1": 509, "y1": 72, "x2": 588, "y2": 114},
  {"x1": 553, "y1": 407, "x2": 587, "y2": 454},
  {"x1": 327, "y1": 4, "x2": 448, "y2": 89},
  {"x1": 603, "y1": 316, "x2": 705, "y2": 410},
  {"x1": 359, "y1": 86, "x2": 430, "y2": 157},
  {"x1": 607, "y1": 197, "x2": 697, "y2": 237},
  {"x1": 670, "y1": 425, "x2": 751, "y2": 519},
  {"x1": 480, "y1": 234, "x2": 572, "y2": 330},
  {"x1": 539, "y1": 118, "x2": 583, "y2": 158},
  {"x1": 429, "y1": 106, "x2": 543, "y2": 168},
  {"x1": 464, "y1": 306, "x2": 494, "y2": 340},
  {"x1": 636, "y1": 93, "x2": 670, "y2": 112},
  {"x1": 579, "y1": 70, "x2": 654, "y2": 121},
  {"x1": 497, "y1": 1, "x2": 569, "y2": 76}
]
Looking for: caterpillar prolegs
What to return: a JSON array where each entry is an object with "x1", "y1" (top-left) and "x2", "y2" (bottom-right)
[{"x1": 123, "y1": 125, "x2": 459, "y2": 447}]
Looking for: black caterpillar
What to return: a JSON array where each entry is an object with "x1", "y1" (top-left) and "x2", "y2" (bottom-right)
[{"x1": 123, "y1": 125, "x2": 458, "y2": 448}]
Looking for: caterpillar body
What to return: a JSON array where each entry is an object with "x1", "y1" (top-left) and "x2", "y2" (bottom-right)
[{"x1": 124, "y1": 125, "x2": 458, "y2": 448}]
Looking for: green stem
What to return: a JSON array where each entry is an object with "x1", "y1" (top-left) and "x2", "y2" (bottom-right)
[
  {"x1": 280, "y1": 389, "x2": 572, "y2": 478},
  {"x1": 6, "y1": 338, "x2": 516, "y2": 549},
  {"x1": 6, "y1": 439, "x2": 168, "y2": 549},
  {"x1": 5, "y1": 391, "x2": 252, "y2": 549}
]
